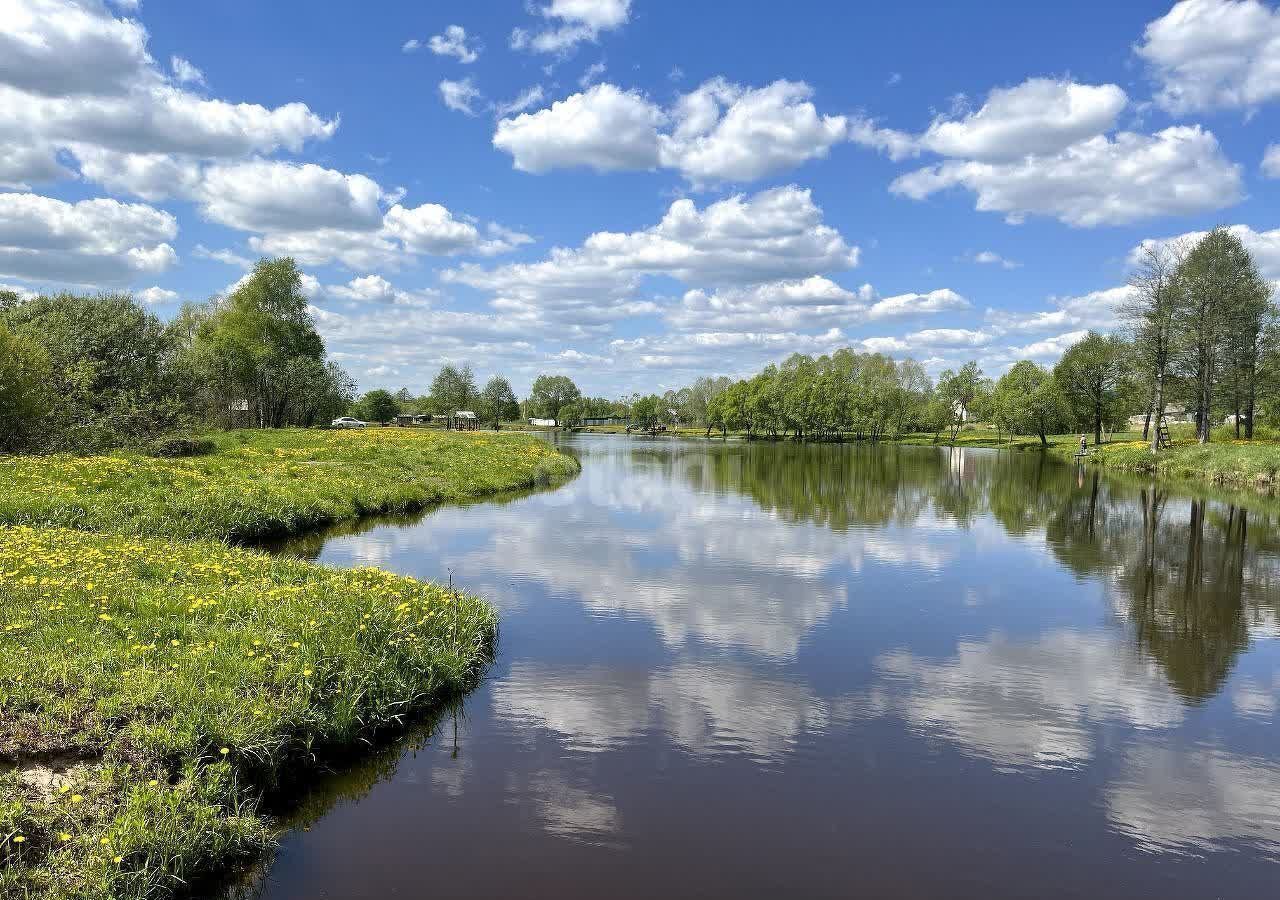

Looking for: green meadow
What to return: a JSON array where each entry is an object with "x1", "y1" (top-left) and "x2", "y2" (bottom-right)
[{"x1": 1, "y1": 428, "x2": 578, "y2": 899}]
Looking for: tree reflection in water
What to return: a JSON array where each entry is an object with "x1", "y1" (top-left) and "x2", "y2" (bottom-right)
[{"x1": 671, "y1": 440, "x2": 1279, "y2": 704}]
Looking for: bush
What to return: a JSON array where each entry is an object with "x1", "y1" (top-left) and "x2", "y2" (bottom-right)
[
  {"x1": 147, "y1": 435, "x2": 217, "y2": 458},
  {"x1": 3, "y1": 293, "x2": 184, "y2": 452},
  {"x1": 0, "y1": 323, "x2": 51, "y2": 452}
]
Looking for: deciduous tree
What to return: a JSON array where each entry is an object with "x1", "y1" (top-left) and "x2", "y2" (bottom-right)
[
  {"x1": 528, "y1": 374, "x2": 581, "y2": 425},
  {"x1": 479, "y1": 375, "x2": 519, "y2": 428},
  {"x1": 1054, "y1": 332, "x2": 1129, "y2": 446}
]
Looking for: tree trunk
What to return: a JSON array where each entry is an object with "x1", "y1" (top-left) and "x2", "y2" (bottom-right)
[
  {"x1": 1199, "y1": 361, "x2": 1212, "y2": 444},
  {"x1": 1246, "y1": 369, "x2": 1257, "y2": 440},
  {"x1": 1148, "y1": 370, "x2": 1165, "y2": 454}
]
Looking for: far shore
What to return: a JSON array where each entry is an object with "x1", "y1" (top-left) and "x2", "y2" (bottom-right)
[{"x1": 564, "y1": 423, "x2": 1280, "y2": 494}]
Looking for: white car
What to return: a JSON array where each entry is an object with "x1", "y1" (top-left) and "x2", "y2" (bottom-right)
[{"x1": 331, "y1": 416, "x2": 368, "y2": 428}]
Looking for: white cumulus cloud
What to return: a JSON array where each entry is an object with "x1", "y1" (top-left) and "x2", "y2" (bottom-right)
[
  {"x1": 495, "y1": 77, "x2": 860, "y2": 183},
  {"x1": 428, "y1": 25, "x2": 479, "y2": 63},
  {"x1": 511, "y1": 0, "x2": 632, "y2": 55},
  {"x1": 0, "y1": 0, "x2": 337, "y2": 198},
  {"x1": 668, "y1": 277, "x2": 872, "y2": 332},
  {"x1": 0, "y1": 0, "x2": 151, "y2": 97},
  {"x1": 446, "y1": 186, "x2": 858, "y2": 331},
  {"x1": 921, "y1": 78, "x2": 1128, "y2": 161},
  {"x1": 658, "y1": 78, "x2": 851, "y2": 183},
  {"x1": 892, "y1": 125, "x2": 1242, "y2": 227},
  {"x1": 1136, "y1": 0, "x2": 1280, "y2": 114},
  {"x1": 494, "y1": 83, "x2": 663, "y2": 172},
  {"x1": 868, "y1": 288, "x2": 970, "y2": 320},
  {"x1": 0, "y1": 192, "x2": 177, "y2": 286},
  {"x1": 971, "y1": 250, "x2": 1021, "y2": 269},
  {"x1": 136, "y1": 285, "x2": 179, "y2": 305},
  {"x1": 197, "y1": 160, "x2": 385, "y2": 233},
  {"x1": 985, "y1": 286, "x2": 1133, "y2": 334}
]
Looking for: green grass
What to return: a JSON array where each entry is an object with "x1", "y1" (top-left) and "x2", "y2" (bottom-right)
[
  {"x1": 1, "y1": 526, "x2": 496, "y2": 898},
  {"x1": 889, "y1": 426, "x2": 1280, "y2": 491},
  {"x1": 0, "y1": 427, "x2": 580, "y2": 541},
  {"x1": 1081, "y1": 438, "x2": 1280, "y2": 488},
  {"x1": 0, "y1": 427, "x2": 579, "y2": 898}
]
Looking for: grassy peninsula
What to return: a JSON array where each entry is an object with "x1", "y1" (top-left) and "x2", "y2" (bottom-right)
[
  {"x1": 0, "y1": 427, "x2": 579, "y2": 541},
  {"x1": 0, "y1": 427, "x2": 578, "y2": 899}
]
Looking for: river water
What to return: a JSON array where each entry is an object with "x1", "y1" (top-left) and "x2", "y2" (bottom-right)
[{"x1": 243, "y1": 436, "x2": 1280, "y2": 899}]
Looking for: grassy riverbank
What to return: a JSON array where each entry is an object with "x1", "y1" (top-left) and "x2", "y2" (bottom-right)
[
  {"x1": 887, "y1": 428, "x2": 1280, "y2": 491},
  {"x1": 1076, "y1": 439, "x2": 1280, "y2": 489},
  {"x1": 1, "y1": 526, "x2": 496, "y2": 899},
  {"x1": 1, "y1": 428, "x2": 577, "y2": 899},
  {"x1": 0, "y1": 427, "x2": 580, "y2": 541}
]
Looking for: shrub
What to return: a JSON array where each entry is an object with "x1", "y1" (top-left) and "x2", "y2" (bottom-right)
[
  {"x1": 3, "y1": 293, "x2": 184, "y2": 452},
  {"x1": 0, "y1": 323, "x2": 51, "y2": 452}
]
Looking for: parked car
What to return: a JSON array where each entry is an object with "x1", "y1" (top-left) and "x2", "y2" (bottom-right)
[{"x1": 331, "y1": 416, "x2": 368, "y2": 428}]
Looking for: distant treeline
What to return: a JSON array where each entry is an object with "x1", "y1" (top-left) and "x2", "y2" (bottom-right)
[
  {"x1": 3, "y1": 227, "x2": 1274, "y2": 453},
  {"x1": 614, "y1": 227, "x2": 1279, "y2": 447}
]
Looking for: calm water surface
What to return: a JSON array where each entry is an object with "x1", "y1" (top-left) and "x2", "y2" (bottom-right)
[{"x1": 243, "y1": 436, "x2": 1280, "y2": 899}]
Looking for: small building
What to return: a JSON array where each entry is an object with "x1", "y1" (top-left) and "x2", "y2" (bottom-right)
[
  {"x1": 453, "y1": 410, "x2": 479, "y2": 431},
  {"x1": 529, "y1": 417, "x2": 557, "y2": 427},
  {"x1": 394, "y1": 414, "x2": 432, "y2": 426},
  {"x1": 582, "y1": 416, "x2": 628, "y2": 427}
]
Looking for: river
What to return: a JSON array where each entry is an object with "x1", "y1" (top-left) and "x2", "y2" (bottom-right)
[{"x1": 239, "y1": 435, "x2": 1280, "y2": 899}]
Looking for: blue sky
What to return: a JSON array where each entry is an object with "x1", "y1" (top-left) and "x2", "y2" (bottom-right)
[{"x1": 2, "y1": 0, "x2": 1278, "y2": 397}]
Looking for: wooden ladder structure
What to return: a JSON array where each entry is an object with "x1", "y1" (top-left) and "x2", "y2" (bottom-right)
[{"x1": 1156, "y1": 420, "x2": 1172, "y2": 451}]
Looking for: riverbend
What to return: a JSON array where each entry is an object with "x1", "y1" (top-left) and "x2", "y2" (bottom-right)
[{"x1": 240, "y1": 435, "x2": 1280, "y2": 900}]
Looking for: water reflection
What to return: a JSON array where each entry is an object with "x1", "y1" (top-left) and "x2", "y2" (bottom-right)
[
  {"x1": 1107, "y1": 743, "x2": 1280, "y2": 855},
  {"x1": 869, "y1": 631, "x2": 1183, "y2": 772},
  {"x1": 495, "y1": 660, "x2": 829, "y2": 764},
  {"x1": 245, "y1": 438, "x2": 1280, "y2": 899}
]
